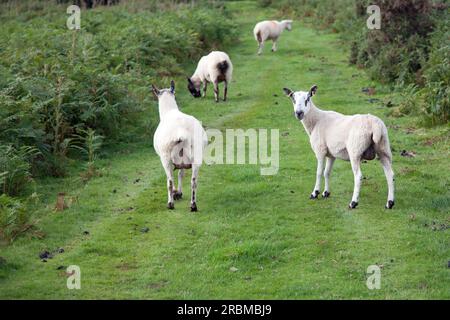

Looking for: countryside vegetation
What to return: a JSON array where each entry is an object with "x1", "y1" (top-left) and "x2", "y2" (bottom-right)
[{"x1": 0, "y1": 0, "x2": 449, "y2": 298}]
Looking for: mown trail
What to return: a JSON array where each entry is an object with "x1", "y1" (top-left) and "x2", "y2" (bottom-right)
[{"x1": 1, "y1": 1, "x2": 448, "y2": 299}]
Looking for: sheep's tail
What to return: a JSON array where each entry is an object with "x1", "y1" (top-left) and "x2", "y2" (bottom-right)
[
  {"x1": 372, "y1": 117, "x2": 392, "y2": 159},
  {"x1": 217, "y1": 60, "x2": 229, "y2": 75},
  {"x1": 256, "y1": 30, "x2": 262, "y2": 43}
]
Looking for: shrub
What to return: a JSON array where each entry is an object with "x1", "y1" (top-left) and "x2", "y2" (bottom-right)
[
  {"x1": 0, "y1": 145, "x2": 39, "y2": 196},
  {"x1": 0, "y1": 194, "x2": 31, "y2": 244},
  {"x1": 72, "y1": 128, "x2": 104, "y2": 180},
  {"x1": 421, "y1": 16, "x2": 450, "y2": 125}
]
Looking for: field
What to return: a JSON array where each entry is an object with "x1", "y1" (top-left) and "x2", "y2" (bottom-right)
[{"x1": 0, "y1": 1, "x2": 449, "y2": 299}]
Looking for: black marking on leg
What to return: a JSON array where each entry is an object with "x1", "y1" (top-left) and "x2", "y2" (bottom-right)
[
  {"x1": 191, "y1": 202, "x2": 198, "y2": 212},
  {"x1": 310, "y1": 190, "x2": 320, "y2": 199},
  {"x1": 323, "y1": 191, "x2": 331, "y2": 198},
  {"x1": 386, "y1": 200, "x2": 395, "y2": 209},
  {"x1": 167, "y1": 202, "x2": 174, "y2": 210},
  {"x1": 349, "y1": 201, "x2": 358, "y2": 209}
]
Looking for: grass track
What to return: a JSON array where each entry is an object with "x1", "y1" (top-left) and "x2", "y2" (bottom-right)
[{"x1": 0, "y1": 1, "x2": 449, "y2": 299}]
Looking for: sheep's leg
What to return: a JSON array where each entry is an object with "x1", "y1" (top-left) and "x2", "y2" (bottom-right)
[
  {"x1": 271, "y1": 39, "x2": 278, "y2": 52},
  {"x1": 223, "y1": 81, "x2": 228, "y2": 101},
  {"x1": 322, "y1": 157, "x2": 335, "y2": 198},
  {"x1": 203, "y1": 82, "x2": 207, "y2": 98},
  {"x1": 380, "y1": 155, "x2": 395, "y2": 209},
  {"x1": 257, "y1": 41, "x2": 264, "y2": 55},
  {"x1": 161, "y1": 160, "x2": 175, "y2": 209},
  {"x1": 213, "y1": 81, "x2": 219, "y2": 103},
  {"x1": 174, "y1": 169, "x2": 184, "y2": 200},
  {"x1": 349, "y1": 157, "x2": 362, "y2": 209},
  {"x1": 310, "y1": 156, "x2": 325, "y2": 199},
  {"x1": 190, "y1": 164, "x2": 200, "y2": 212}
]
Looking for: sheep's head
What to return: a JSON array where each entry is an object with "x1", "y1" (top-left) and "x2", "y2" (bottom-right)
[
  {"x1": 282, "y1": 20, "x2": 293, "y2": 31},
  {"x1": 187, "y1": 77, "x2": 202, "y2": 98},
  {"x1": 283, "y1": 85, "x2": 317, "y2": 120},
  {"x1": 152, "y1": 80, "x2": 176, "y2": 99}
]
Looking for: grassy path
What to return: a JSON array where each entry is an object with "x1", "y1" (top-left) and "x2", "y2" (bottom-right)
[{"x1": 1, "y1": 1, "x2": 448, "y2": 299}]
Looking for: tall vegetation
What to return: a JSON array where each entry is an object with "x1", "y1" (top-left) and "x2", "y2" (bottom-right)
[
  {"x1": 260, "y1": 0, "x2": 449, "y2": 125},
  {"x1": 72, "y1": 128, "x2": 104, "y2": 180},
  {"x1": 0, "y1": 145, "x2": 39, "y2": 196},
  {"x1": 0, "y1": 194, "x2": 32, "y2": 244}
]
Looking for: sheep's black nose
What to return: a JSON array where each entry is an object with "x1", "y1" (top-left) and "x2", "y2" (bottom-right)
[{"x1": 295, "y1": 111, "x2": 304, "y2": 119}]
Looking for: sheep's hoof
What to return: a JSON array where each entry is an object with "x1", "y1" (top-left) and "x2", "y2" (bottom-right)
[
  {"x1": 167, "y1": 202, "x2": 175, "y2": 210},
  {"x1": 386, "y1": 200, "x2": 395, "y2": 209},
  {"x1": 173, "y1": 192, "x2": 183, "y2": 200},
  {"x1": 322, "y1": 191, "x2": 331, "y2": 198},
  {"x1": 310, "y1": 190, "x2": 320, "y2": 199},
  {"x1": 190, "y1": 203, "x2": 198, "y2": 212},
  {"x1": 349, "y1": 201, "x2": 358, "y2": 209}
]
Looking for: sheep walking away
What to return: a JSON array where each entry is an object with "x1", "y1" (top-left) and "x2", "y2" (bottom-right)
[
  {"x1": 253, "y1": 20, "x2": 293, "y2": 55},
  {"x1": 153, "y1": 80, "x2": 208, "y2": 211}
]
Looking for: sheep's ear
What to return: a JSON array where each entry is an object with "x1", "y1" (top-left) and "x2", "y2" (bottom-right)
[
  {"x1": 170, "y1": 80, "x2": 175, "y2": 94},
  {"x1": 151, "y1": 84, "x2": 160, "y2": 98},
  {"x1": 309, "y1": 85, "x2": 318, "y2": 96},
  {"x1": 283, "y1": 88, "x2": 295, "y2": 102},
  {"x1": 283, "y1": 87, "x2": 293, "y2": 97}
]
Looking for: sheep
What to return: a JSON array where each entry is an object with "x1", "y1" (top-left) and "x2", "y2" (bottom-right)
[
  {"x1": 152, "y1": 80, "x2": 208, "y2": 211},
  {"x1": 253, "y1": 20, "x2": 293, "y2": 55},
  {"x1": 187, "y1": 51, "x2": 233, "y2": 103},
  {"x1": 283, "y1": 85, "x2": 395, "y2": 209}
]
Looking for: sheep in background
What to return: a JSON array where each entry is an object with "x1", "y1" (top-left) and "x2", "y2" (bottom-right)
[
  {"x1": 152, "y1": 80, "x2": 208, "y2": 211},
  {"x1": 283, "y1": 85, "x2": 395, "y2": 209},
  {"x1": 253, "y1": 20, "x2": 293, "y2": 55},
  {"x1": 187, "y1": 51, "x2": 233, "y2": 103}
]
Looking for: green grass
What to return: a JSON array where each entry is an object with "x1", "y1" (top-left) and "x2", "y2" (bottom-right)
[{"x1": 0, "y1": 1, "x2": 449, "y2": 299}]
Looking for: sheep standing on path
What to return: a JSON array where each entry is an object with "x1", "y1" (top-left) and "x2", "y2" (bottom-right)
[
  {"x1": 253, "y1": 20, "x2": 293, "y2": 55},
  {"x1": 153, "y1": 80, "x2": 208, "y2": 211},
  {"x1": 283, "y1": 85, "x2": 395, "y2": 209},
  {"x1": 187, "y1": 51, "x2": 233, "y2": 103}
]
